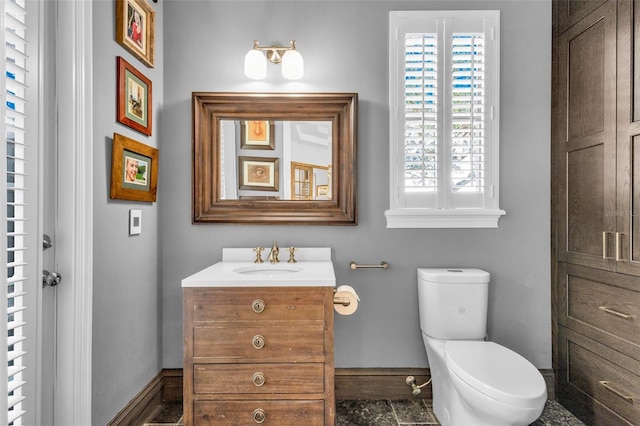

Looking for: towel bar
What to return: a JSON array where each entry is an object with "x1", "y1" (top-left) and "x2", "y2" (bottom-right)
[{"x1": 349, "y1": 261, "x2": 389, "y2": 270}]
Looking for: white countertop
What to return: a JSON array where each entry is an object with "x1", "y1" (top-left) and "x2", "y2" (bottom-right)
[{"x1": 181, "y1": 247, "x2": 336, "y2": 287}]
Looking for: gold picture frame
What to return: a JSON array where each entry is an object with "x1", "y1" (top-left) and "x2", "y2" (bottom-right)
[
  {"x1": 116, "y1": 0, "x2": 155, "y2": 68},
  {"x1": 239, "y1": 156, "x2": 279, "y2": 191},
  {"x1": 110, "y1": 133, "x2": 159, "y2": 202}
]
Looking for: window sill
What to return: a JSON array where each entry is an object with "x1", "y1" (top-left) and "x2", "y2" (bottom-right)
[{"x1": 384, "y1": 208, "x2": 506, "y2": 229}]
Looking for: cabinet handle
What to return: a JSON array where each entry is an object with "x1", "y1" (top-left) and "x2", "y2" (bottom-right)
[
  {"x1": 616, "y1": 232, "x2": 624, "y2": 261},
  {"x1": 252, "y1": 372, "x2": 266, "y2": 387},
  {"x1": 603, "y1": 232, "x2": 613, "y2": 259},
  {"x1": 252, "y1": 299, "x2": 265, "y2": 313},
  {"x1": 252, "y1": 334, "x2": 265, "y2": 349},
  {"x1": 253, "y1": 408, "x2": 266, "y2": 423},
  {"x1": 599, "y1": 381, "x2": 634, "y2": 403},
  {"x1": 598, "y1": 306, "x2": 635, "y2": 320}
]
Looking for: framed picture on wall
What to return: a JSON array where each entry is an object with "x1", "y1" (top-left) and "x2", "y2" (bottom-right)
[
  {"x1": 239, "y1": 156, "x2": 279, "y2": 191},
  {"x1": 117, "y1": 57, "x2": 152, "y2": 136},
  {"x1": 116, "y1": 0, "x2": 155, "y2": 68},
  {"x1": 110, "y1": 133, "x2": 159, "y2": 202},
  {"x1": 240, "y1": 120, "x2": 275, "y2": 150}
]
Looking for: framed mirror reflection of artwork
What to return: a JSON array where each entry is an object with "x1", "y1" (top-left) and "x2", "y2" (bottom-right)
[{"x1": 192, "y1": 92, "x2": 357, "y2": 225}]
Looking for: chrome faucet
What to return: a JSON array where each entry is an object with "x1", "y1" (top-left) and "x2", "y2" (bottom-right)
[{"x1": 267, "y1": 241, "x2": 280, "y2": 263}]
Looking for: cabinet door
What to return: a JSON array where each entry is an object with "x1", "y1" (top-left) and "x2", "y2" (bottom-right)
[
  {"x1": 556, "y1": 0, "x2": 608, "y2": 35},
  {"x1": 556, "y1": 1, "x2": 617, "y2": 271},
  {"x1": 615, "y1": 1, "x2": 640, "y2": 276}
]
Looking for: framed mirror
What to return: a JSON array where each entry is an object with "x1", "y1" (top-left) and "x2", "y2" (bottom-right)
[{"x1": 193, "y1": 92, "x2": 357, "y2": 224}]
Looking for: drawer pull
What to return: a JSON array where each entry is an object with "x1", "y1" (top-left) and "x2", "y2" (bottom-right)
[
  {"x1": 253, "y1": 408, "x2": 266, "y2": 423},
  {"x1": 598, "y1": 306, "x2": 635, "y2": 320},
  {"x1": 252, "y1": 335, "x2": 265, "y2": 349},
  {"x1": 599, "y1": 381, "x2": 634, "y2": 403},
  {"x1": 252, "y1": 299, "x2": 265, "y2": 313},
  {"x1": 252, "y1": 372, "x2": 266, "y2": 387}
]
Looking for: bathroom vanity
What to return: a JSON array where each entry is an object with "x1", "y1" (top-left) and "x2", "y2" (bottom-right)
[{"x1": 182, "y1": 248, "x2": 336, "y2": 425}]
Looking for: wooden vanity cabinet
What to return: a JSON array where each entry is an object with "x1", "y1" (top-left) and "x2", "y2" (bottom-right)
[{"x1": 183, "y1": 286, "x2": 335, "y2": 426}]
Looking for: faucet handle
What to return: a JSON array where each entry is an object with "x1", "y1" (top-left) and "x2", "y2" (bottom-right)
[
  {"x1": 288, "y1": 247, "x2": 297, "y2": 263},
  {"x1": 254, "y1": 247, "x2": 264, "y2": 263}
]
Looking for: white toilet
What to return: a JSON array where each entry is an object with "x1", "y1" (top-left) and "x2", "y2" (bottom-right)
[{"x1": 417, "y1": 268, "x2": 547, "y2": 426}]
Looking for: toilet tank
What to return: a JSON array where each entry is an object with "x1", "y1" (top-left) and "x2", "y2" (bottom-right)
[{"x1": 418, "y1": 268, "x2": 490, "y2": 340}]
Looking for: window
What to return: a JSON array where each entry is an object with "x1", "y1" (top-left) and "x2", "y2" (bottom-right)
[{"x1": 386, "y1": 11, "x2": 505, "y2": 228}]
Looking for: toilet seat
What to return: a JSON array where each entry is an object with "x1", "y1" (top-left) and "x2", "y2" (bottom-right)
[{"x1": 445, "y1": 341, "x2": 547, "y2": 409}]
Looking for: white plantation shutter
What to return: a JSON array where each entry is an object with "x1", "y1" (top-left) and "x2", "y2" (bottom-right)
[
  {"x1": 1, "y1": 0, "x2": 28, "y2": 423},
  {"x1": 404, "y1": 33, "x2": 438, "y2": 198},
  {"x1": 450, "y1": 32, "x2": 486, "y2": 207},
  {"x1": 387, "y1": 11, "x2": 504, "y2": 228}
]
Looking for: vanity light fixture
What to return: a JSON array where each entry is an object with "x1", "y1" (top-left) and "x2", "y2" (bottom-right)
[{"x1": 244, "y1": 40, "x2": 304, "y2": 80}]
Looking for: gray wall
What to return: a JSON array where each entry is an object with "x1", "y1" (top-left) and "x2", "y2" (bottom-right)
[
  {"x1": 90, "y1": 0, "x2": 550, "y2": 421},
  {"x1": 92, "y1": 0, "x2": 164, "y2": 424},
  {"x1": 161, "y1": 0, "x2": 552, "y2": 373}
]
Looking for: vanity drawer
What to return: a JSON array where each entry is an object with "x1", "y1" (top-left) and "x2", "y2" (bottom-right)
[
  {"x1": 559, "y1": 263, "x2": 640, "y2": 356},
  {"x1": 558, "y1": 327, "x2": 640, "y2": 424},
  {"x1": 193, "y1": 363, "x2": 324, "y2": 394},
  {"x1": 192, "y1": 287, "x2": 325, "y2": 322},
  {"x1": 193, "y1": 323, "x2": 325, "y2": 361},
  {"x1": 193, "y1": 400, "x2": 325, "y2": 426}
]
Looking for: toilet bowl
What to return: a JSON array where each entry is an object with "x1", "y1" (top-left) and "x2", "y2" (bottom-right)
[{"x1": 418, "y1": 268, "x2": 547, "y2": 426}]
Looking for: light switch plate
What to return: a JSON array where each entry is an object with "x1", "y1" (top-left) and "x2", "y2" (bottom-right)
[{"x1": 129, "y1": 209, "x2": 142, "y2": 235}]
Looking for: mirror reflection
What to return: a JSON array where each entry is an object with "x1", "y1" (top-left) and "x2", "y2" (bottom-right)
[
  {"x1": 192, "y1": 92, "x2": 356, "y2": 225},
  {"x1": 219, "y1": 120, "x2": 332, "y2": 201}
]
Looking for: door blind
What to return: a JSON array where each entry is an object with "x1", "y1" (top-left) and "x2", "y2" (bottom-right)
[{"x1": 2, "y1": 0, "x2": 29, "y2": 423}]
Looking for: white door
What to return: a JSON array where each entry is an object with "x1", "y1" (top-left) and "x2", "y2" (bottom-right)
[
  {"x1": 44, "y1": 0, "x2": 94, "y2": 424},
  {"x1": 1, "y1": 0, "x2": 93, "y2": 424}
]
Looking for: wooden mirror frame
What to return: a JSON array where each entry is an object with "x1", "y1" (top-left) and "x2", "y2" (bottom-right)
[{"x1": 192, "y1": 92, "x2": 357, "y2": 224}]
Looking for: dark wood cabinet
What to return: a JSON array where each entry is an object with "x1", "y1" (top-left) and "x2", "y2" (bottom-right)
[
  {"x1": 553, "y1": 1, "x2": 640, "y2": 424},
  {"x1": 616, "y1": 1, "x2": 640, "y2": 277},
  {"x1": 555, "y1": 0, "x2": 617, "y2": 272}
]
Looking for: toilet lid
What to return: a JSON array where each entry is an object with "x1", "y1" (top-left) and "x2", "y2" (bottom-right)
[{"x1": 445, "y1": 341, "x2": 547, "y2": 408}]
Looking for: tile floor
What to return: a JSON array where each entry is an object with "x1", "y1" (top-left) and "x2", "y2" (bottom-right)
[
  {"x1": 143, "y1": 399, "x2": 585, "y2": 426},
  {"x1": 336, "y1": 400, "x2": 584, "y2": 425}
]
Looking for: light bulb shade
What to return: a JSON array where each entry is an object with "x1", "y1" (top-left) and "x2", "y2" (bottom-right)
[
  {"x1": 244, "y1": 50, "x2": 267, "y2": 80},
  {"x1": 281, "y1": 50, "x2": 304, "y2": 80}
]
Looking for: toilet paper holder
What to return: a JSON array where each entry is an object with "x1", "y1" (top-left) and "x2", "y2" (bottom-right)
[
  {"x1": 333, "y1": 295, "x2": 351, "y2": 306},
  {"x1": 333, "y1": 285, "x2": 360, "y2": 315}
]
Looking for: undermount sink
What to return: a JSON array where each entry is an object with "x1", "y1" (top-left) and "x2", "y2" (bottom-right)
[
  {"x1": 233, "y1": 264, "x2": 303, "y2": 275},
  {"x1": 181, "y1": 247, "x2": 335, "y2": 287}
]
